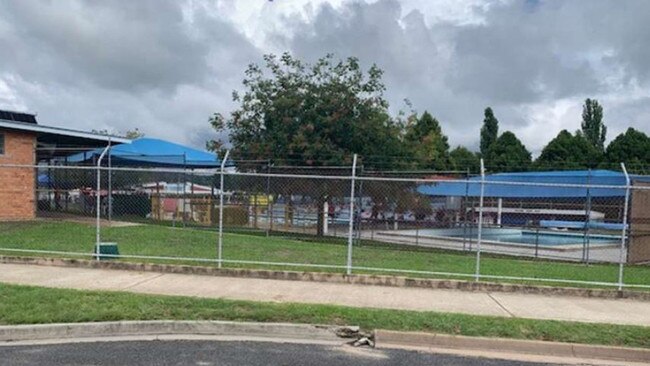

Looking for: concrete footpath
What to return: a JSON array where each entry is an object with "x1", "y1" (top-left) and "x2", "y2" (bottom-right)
[{"x1": 1, "y1": 263, "x2": 649, "y2": 326}]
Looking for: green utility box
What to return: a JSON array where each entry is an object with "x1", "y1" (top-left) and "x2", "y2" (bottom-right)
[{"x1": 95, "y1": 242, "x2": 119, "y2": 260}]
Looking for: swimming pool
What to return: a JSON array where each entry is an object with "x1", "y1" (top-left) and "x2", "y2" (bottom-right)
[{"x1": 398, "y1": 228, "x2": 620, "y2": 247}]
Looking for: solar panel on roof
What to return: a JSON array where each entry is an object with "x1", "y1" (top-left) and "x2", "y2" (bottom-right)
[{"x1": 0, "y1": 110, "x2": 38, "y2": 124}]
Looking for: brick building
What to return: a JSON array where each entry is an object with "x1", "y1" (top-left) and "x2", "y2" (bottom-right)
[{"x1": 0, "y1": 110, "x2": 129, "y2": 220}]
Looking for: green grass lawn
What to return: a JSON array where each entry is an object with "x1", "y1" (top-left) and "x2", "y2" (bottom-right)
[
  {"x1": 0, "y1": 283, "x2": 648, "y2": 348},
  {"x1": 0, "y1": 220, "x2": 649, "y2": 289}
]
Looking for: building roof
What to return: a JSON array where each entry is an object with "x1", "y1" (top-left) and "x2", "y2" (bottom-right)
[
  {"x1": 0, "y1": 119, "x2": 129, "y2": 144},
  {"x1": 0, "y1": 109, "x2": 38, "y2": 124},
  {"x1": 0, "y1": 111, "x2": 130, "y2": 160},
  {"x1": 417, "y1": 170, "x2": 650, "y2": 198},
  {"x1": 65, "y1": 137, "x2": 231, "y2": 168}
]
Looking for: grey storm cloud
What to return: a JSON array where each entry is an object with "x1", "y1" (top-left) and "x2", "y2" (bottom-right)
[
  {"x1": 0, "y1": 0, "x2": 649, "y2": 153},
  {"x1": 0, "y1": 1, "x2": 208, "y2": 91},
  {"x1": 0, "y1": 0, "x2": 259, "y2": 146},
  {"x1": 446, "y1": 0, "x2": 650, "y2": 103}
]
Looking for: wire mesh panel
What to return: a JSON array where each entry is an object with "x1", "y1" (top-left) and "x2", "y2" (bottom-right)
[
  {"x1": 1, "y1": 160, "x2": 650, "y2": 291},
  {"x1": 219, "y1": 165, "x2": 352, "y2": 272},
  {"x1": 350, "y1": 170, "x2": 481, "y2": 280},
  {"x1": 98, "y1": 167, "x2": 221, "y2": 265},
  {"x1": 36, "y1": 165, "x2": 97, "y2": 219},
  {"x1": 475, "y1": 172, "x2": 630, "y2": 288}
]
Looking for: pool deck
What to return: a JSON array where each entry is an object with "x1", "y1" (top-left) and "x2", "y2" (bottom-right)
[
  {"x1": 251, "y1": 221, "x2": 625, "y2": 263},
  {"x1": 357, "y1": 230, "x2": 625, "y2": 264}
]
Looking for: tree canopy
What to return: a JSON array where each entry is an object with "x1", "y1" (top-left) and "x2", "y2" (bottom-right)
[
  {"x1": 208, "y1": 52, "x2": 402, "y2": 168},
  {"x1": 580, "y1": 98, "x2": 607, "y2": 152},
  {"x1": 480, "y1": 107, "x2": 499, "y2": 157},
  {"x1": 404, "y1": 111, "x2": 450, "y2": 170},
  {"x1": 605, "y1": 128, "x2": 650, "y2": 170},
  {"x1": 486, "y1": 131, "x2": 532, "y2": 172},
  {"x1": 535, "y1": 130, "x2": 601, "y2": 170},
  {"x1": 124, "y1": 128, "x2": 145, "y2": 139},
  {"x1": 450, "y1": 146, "x2": 480, "y2": 173}
]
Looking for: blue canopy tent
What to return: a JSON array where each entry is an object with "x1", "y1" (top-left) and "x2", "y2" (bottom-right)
[
  {"x1": 65, "y1": 138, "x2": 232, "y2": 168},
  {"x1": 417, "y1": 170, "x2": 641, "y2": 198},
  {"x1": 417, "y1": 170, "x2": 650, "y2": 227},
  {"x1": 61, "y1": 138, "x2": 233, "y2": 224}
]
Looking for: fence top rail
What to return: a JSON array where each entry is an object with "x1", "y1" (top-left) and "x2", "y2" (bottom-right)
[
  {"x1": 3, "y1": 162, "x2": 650, "y2": 191},
  {"x1": 218, "y1": 171, "x2": 650, "y2": 190},
  {"x1": 1, "y1": 163, "x2": 220, "y2": 175}
]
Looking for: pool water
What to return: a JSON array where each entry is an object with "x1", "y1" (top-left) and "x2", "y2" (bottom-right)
[{"x1": 411, "y1": 228, "x2": 619, "y2": 246}]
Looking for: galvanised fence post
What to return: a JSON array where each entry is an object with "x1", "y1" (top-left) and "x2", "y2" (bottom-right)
[
  {"x1": 95, "y1": 141, "x2": 111, "y2": 260},
  {"x1": 475, "y1": 158, "x2": 485, "y2": 282},
  {"x1": 346, "y1": 154, "x2": 358, "y2": 275},
  {"x1": 618, "y1": 162, "x2": 631, "y2": 291},
  {"x1": 217, "y1": 149, "x2": 230, "y2": 269}
]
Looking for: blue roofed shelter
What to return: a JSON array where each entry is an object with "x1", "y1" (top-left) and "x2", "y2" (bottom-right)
[
  {"x1": 416, "y1": 170, "x2": 646, "y2": 226},
  {"x1": 418, "y1": 169, "x2": 650, "y2": 263},
  {"x1": 65, "y1": 137, "x2": 231, "y2": 168},
  {"x1": 60, "y1": 137, "x2": 232, "y2": 226},
  {"x1": 417, "y1": 170, "x2": 636, "y2": 199}
]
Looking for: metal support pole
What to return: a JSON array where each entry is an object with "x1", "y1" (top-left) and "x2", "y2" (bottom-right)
[
  {"x1": 107, "y1": 140, "x2": 112, "y2": 222},
  {"x1": 583, "y1": 169, "x2": 592, "y2": 263},
  {"x1": 182, "y1": 153, "x2": 187, "y2": 228},
  {"x1": 496, "y1": 198, "x2": 502, "y2": 226},
  {"x1": 190, "y1": 169, "x2": 195, "y2": 223},
  {"x1": 95, "y1": 140, "x2": 111, "y2": 259},
  {"x1": 534, "y1": 226, "x2": 540, "y2": 258},
  {"x1": 266, "y1": 160, "x2": 272, "y2": 236},
  {"x1": 355, "y1": 166, "x2": 364, "y2": 244},
  {"x1": 173, "y1": 172, "x2": 180, "y2": 227},
  {"x1": 462, "y1": 168, "x2": 470, "y2": 251},
  {"x1": 475, "y1": 159, "x2": 485, "y2": 282},
  {"x1": 217, "y1": 150, "x2": 230, "y2": 269},
  {"x1": 618, "y1": 163, "x2": 631, "y2": 291},
  {"x1": 346, "y1": 154, "x2": 358, "y2": 275}
]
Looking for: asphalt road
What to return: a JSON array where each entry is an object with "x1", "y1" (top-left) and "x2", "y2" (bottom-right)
[{"x1": 0, "y1": 340, "x2": 562, "y2": 366}]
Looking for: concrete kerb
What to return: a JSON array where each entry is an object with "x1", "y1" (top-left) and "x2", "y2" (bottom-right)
[
  {"x1": 373, "y1": 330, "x2": 650, "y2": 364},
  {"x1": 0, "y1": 321, "x2": 354, "y2": 345},
  {"x1": 2, "y1": 321, "x2": 648, "y2": 364},
  {"x1": 1, "y1": 255, "x2": 650, "y2": 301}
]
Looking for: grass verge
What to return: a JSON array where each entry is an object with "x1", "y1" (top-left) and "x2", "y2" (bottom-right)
[
  {"x1": 0, "y1": 283, "x2": 649, "y2": 349},
  {"x1": 1, "y1": 220, "x2": 649, "y2": 290}
]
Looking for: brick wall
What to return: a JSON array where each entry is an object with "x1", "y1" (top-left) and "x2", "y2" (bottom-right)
[{"x1": 0, "y1": 129, "x2": 36, "y2": 220}]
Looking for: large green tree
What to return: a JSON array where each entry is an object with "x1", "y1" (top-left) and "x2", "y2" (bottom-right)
[
  {"x1": 605, "y1": 128, "x2": 650, "y2": 170},
  {"x1": 580, "y1": 98, "x2": 607, "y2": 151},
  {"x1": 486, "y1": 131, "x2": 532, "y2": 172},
  {"x1": 535, "y1": 130, "x2": 601, "y2": 170},
  {"x1": 450, "y1": 146, "x2": 480, "y2": 173},
  {"x1": 209, "y1": 53, "x2": 402, "y2": 166},
  {"x1": 404, "y1": 111, "x2": 450, "y2": 170},
  {"x1": 480, "y1": 107, "x2": 499, "y2": 157},
  {"x1": 209, "y1": 53, "x2": 404, "y2": 235}
]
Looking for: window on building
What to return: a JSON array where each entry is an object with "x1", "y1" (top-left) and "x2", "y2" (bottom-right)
[{"x1": 0, "y1": 133, "x2": 4, "y2": 155}]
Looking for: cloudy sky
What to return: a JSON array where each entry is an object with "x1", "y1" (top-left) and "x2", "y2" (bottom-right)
[{"x1": 1, "y1": 0, "x2": 649, "y2": 155}]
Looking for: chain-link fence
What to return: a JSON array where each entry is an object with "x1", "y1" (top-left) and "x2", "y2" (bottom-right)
[{"x1": 1, "y1": 156, "x2": 650, "y2": 291}]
